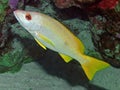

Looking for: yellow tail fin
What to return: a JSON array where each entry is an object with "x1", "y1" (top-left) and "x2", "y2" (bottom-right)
[{"x1": 81, "y1": 55, "x2": 110, "y2": 80}]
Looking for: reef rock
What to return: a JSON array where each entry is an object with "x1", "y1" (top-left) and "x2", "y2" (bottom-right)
[
  {"x1": 53, "y1": 0, "x2": 97, "y2": 8},
  {"x1": 53, "y1": 0, "x2": 118, "y2": 10}
]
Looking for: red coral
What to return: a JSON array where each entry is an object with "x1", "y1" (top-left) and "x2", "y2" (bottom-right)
[
  {"x1": 53, "y1": 0, "x2": 119, "y2": 10},
  {"x1": 95, "y1": 0, "x2": 119, "y2": 10},
  {"x1": 85, "y1": 0, "x2": 119, "y2": 10}
]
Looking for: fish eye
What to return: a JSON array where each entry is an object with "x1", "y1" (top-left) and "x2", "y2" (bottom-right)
[{"x1": 25, "y1": 13, "x2": 32, "y2": 20}]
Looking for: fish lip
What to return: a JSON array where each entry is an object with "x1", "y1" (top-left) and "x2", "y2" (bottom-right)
[
  {"x1": 13, "y1": 10, "x2": 25, "y2": 27},
  {"x1": 13, "y1": 10, "x2": 30, "y2": 31},
  {"x1": 13, "y1": 10, "x2": 21, "y2": 20},
  {"x1": 14, "y1": 10, "x2": 25, "y2": 20},
  {"x1": 14, "y1": 10, "x2": 19, "y2": 21}
]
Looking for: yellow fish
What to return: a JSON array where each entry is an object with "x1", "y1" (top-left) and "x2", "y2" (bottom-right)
[{"x1": 14, "y1": 10, "x2": 110, "y2": 80}]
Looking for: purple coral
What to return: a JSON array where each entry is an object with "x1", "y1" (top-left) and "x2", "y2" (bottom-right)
[
  {"x1": 8, "y1": 0, "x2": 19, "y2": 10},
  {"x1": 8, "y1": 0, "x2": 38, "y2": 10}
]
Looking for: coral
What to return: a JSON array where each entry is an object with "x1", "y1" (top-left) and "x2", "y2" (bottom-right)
[
  {"x1": 90, "y1": 0, "x2": 119, "y2": 10},
  {"x1": 115, "y1": 1, "x2": 120, "y2": 12},
  {"x1": 0, "y1": 0, "x2": 119, "y2": 75},
  {"x1": 102, "y1": 10, "x2": 120, "y2": 38},
  {"x1": 0, "y1": 0, "x2": 8, "y2": 22},
  {"x1": 53, "y1": 0, "x2": 97, "y2": 8},
  {"x1": 8, "y1": 0, "x2": 39, "y2": 10},
  {"x1": 98, "y1": 0, "x2": 118, "y2": 9},
  {"x1": 0, "y1": 49, "x2": 31, "y2": 73},
  {"x1": 89, "y1": 10, "x2": 120, "y2": 67},
  {"x1": 8, "y1": 0, "x2": 19, "y2": 10},
  {"x1": 0, "y1": 0, "x2": 43, "y2": 74},
  {"x1": 53, "y1": 0, "x2": 118, "y2": 10},
  {"x1": 0, "y1": 22, "x2": 46, "y2": 73}
]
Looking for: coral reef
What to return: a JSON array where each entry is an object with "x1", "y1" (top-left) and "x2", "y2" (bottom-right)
[
  {"x1": 8, "y1": 0, "x2": 39, "y2": 10},
  {"x1": 0, "y1": 0, "x2": 120, "y2": 76},
  {"x1": 89, "y1": 9, "x2": 120, "y2": 67},
  {"x1": 0, "y1": 0, "x2": 44, "y2": 73},
  {"x1": 53, "y1": 0, "x2": 118, "y2": 10},
  {"x1": 8, "y1": 0, "x2": 19, "y2": 10},
  {"x1": 53, "y1": 0, "x2": 98, "y2": 8},
  {"x1": 0, "y1": 0, "x2": 8, "y2": 22},
  {"x1": 53, "y1": 0, "x2": 120, "y2": 67},
  {"x1": 96, "y1": 0, "x2": 118, "y2": 10},
  {"x1": 0, "y1": 0, "x2": 120, "y2": 89}
]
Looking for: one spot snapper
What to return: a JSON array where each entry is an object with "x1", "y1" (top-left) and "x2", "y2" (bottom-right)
[{"x1": 14, "y1": 10, "x2": 110, "y2": 80}]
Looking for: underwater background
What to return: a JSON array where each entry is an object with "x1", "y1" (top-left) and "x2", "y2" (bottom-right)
[{"x1": 0, "y1": 0, "x2": 120, "y2": 90}]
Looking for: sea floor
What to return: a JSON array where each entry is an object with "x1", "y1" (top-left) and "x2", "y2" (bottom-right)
[{"x1": 0, "y1": 60, "x2": 120, "y2": 90}]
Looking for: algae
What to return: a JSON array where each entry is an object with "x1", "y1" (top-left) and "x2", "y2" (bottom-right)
[
  {"x1": 115, "y1": 1, "x2": 120, "y2": 12},
  {"x1": 0, "y1": 35, "x2": 32, "y2": 73},
  {"x1": 0, "y1": 0, "x2": 8, "y2": 22},
  {"x1": 0, "y1": 22, "x2": 45, "y2": 73}
]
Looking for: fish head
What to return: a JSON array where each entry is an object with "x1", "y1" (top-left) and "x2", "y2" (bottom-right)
[{"x1": 14, "y1": 10, "x2": 42, "y2": 32}]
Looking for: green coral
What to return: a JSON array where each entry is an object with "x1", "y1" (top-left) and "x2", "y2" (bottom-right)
[
  {"x1": 0, "y1": 22, "x2": 45, "y2": 73},
  {"x1": 0, "y1": 50, "x2": 32, "y2": 73},
  {"x1": 104, "y1": 44, "x2": 120, "y2": 61},
  {"x1": 0, "y1": 0, "x2": 8, "y2": 22},
  {"x1": 115, "y1": 2, "x2": 120, "y2": 12},
  {"x1": 0, "y1": 38, "x2": 33, "y2": 73}
]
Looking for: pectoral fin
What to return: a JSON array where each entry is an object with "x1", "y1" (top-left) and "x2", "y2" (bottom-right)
[
  {"x1": 59, "y1": 53, "x2": 72, "y2": 63},
  {"x1": 38, "y1": 33, "x2": 55, "y2": 47},
  {"x1": 35, "y1": 38, "x2": 47, "y2": 50}
]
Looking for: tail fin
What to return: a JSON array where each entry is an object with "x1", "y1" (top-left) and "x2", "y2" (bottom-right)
[{"x1": 81, "y1": 55, "x2": 110, "y2": 80}]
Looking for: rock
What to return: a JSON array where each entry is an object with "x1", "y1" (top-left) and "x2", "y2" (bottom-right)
[{"x1": 53, "y1": 0, "x2": 97, "y2": 8}]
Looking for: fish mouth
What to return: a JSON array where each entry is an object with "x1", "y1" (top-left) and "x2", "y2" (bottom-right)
[
  {"x1": 14, "y1": 10, "x2": 22, "y2": 22},
  {"x1": 14, "y1": 10, "x2": 18, "y2": 19},
  {"x1": 13, "y1": 10, "x2": 31, "y2": 32},
  {"x1": 13, "y1": 10, "x2": 25, "y2": 28}
]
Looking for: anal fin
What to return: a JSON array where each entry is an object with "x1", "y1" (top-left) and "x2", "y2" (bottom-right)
[{"x1": 59, "y1": 53, "x2": 72, "y2": 63}]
